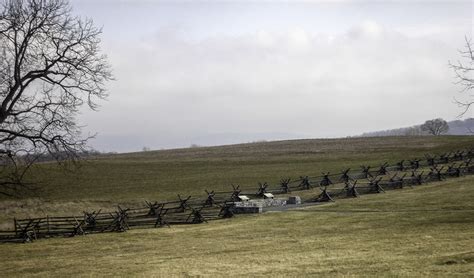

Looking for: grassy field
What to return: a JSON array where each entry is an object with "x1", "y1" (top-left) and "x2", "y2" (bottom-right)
[
  {"x1": 0, "y1": 136, "x2": 473, "y2": 276},
  {"x1": 0, "y1": 135, "x2": 473, "y2": 227},
  {"x1": 0, "y1": 175, "x2": 473, "y2": 276}
]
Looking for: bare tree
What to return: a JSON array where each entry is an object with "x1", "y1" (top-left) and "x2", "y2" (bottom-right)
[
  {"x1": 403, "y1": 126, "x2": 423, "y2": 136},
  {"x1": 0, "y1": 0, "x2": 112, "y2": 196},
  {"x1": 420, "y1": 118, "x2": 449, "y2": 136},
  {"x1": 450, "y1": 37, "x2": 474, "y2": 115}
]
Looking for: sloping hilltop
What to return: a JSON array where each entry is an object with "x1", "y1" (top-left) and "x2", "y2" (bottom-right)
[
  {"x1": 0, "y1": 136, "x2": 473, "y2": 275},
  {"x1": 0, "y1": 136, "x2": 473, "y2": 227}
]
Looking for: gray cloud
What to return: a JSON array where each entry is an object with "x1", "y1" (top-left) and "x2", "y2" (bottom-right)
[{"x1": 78, "y1": 17, "x2": 471, "y2": 152}]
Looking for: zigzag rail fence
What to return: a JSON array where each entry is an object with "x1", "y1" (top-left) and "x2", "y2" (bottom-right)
[{"x1": 0, "y1": 149, "x2": 473, "y2": 243}]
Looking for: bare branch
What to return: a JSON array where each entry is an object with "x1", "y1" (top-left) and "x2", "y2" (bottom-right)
[
  {"x1": 450, "y1": 36, "x2": 474, "y2": 116},
  {"x1": 0, "y1": 0, "x2": 112, "y2": 195}
]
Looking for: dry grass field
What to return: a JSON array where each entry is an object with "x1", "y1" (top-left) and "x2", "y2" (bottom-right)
[
  {"x1": 0, "y1": 136, "x2": 473, "y2": 276},
  {"x1": 0, "y1": 176, "x2": 473, "y2": 276},
  {"x1": 0, "y1": 136, "x2": 472, "y2": 226}
]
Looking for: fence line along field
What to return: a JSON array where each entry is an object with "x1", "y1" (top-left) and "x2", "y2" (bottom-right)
[
  {"x1": 0, "y1": 137, "x2": 473, "y2": 224},
  {"x1": 0, "y1": 136, "x2": 473, "y2": 275},
  {"x1": 1, "y1": 172, "x2": 474, "y2": 276},
  {"x1": 0, "y1": 136, "x2": 472, "y2": 241},
  {"x1": 1, "y1": 144, "x2": 473, "y2": 243}
]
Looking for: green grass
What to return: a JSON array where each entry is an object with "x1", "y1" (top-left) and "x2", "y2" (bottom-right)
[
  {"x1": 1, "y1": 175, "x2": 473, "y2": 276},
  {"x1": 0, "y1": 136, "x2": 472, "y2": 227},
  {"x1": 0, "y1": 135, "x2": 473, "y2": 276}
]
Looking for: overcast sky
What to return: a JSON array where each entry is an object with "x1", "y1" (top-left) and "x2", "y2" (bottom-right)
[{"x1": 70, "y1": 0, "x2": 473, "y2": 152}]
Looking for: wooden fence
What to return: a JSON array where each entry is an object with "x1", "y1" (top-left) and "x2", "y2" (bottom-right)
[{"x1": 0, "y1": 149, "x2": 473, "y2": 243}]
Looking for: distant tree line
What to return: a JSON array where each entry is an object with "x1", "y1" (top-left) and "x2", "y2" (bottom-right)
[{"x1": 360, "y1": 118, "x2": 473, "y2": 137}]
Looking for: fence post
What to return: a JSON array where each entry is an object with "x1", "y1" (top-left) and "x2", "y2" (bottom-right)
[{"x1": 13, "y1": 217, "x2": 17, "y2": 237}]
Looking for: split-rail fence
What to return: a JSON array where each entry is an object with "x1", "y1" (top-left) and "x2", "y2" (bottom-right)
[{"x1": 1, "y1": 149, "x2": 473, "y2": 243}]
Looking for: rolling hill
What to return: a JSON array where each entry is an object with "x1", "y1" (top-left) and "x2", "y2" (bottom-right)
[{"x1": 361, "y1": 118, "x2": 474, "y2": 137}]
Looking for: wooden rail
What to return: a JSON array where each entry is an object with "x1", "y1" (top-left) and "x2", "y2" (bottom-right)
[{"x1": 0, "y1": 149, "x2": 472, "y2": 243}]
